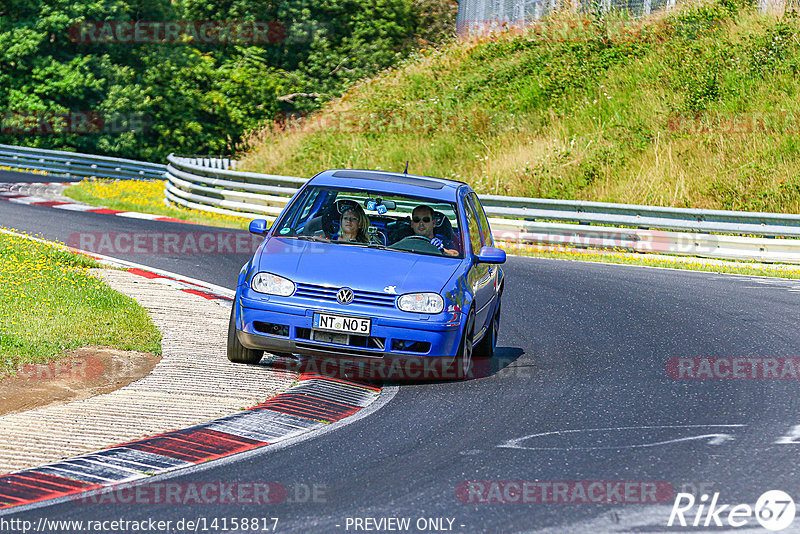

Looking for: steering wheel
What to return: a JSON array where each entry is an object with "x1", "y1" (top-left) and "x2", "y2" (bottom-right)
[
  {"x1": 389, "y1": 235, "x2": 443, "y2": 254},
  {"x1": 368, "y1": 229, "x2": 389, "y2": 246}
]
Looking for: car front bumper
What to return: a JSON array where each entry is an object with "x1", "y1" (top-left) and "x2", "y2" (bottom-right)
[{"x1": 235, "y1": 293, "x2": 464, "y2": 361}]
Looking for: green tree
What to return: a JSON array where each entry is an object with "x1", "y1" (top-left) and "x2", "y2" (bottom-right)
[{"x1": 0, "y1": 0, "x2": 457, "y2": 160}]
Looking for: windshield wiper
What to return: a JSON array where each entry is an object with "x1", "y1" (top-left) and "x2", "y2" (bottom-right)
[
  {"x1": 327, "y1": 241, "x2": 391, "y2": 250},
  {"x1": 335, "y1": 241, "x2": 371, "y2": 247}
]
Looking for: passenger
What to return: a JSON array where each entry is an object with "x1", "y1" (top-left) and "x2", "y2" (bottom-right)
[
  {"x1": 411, "y1": 205, "x2": 458, "y2": 257},
  {"x1": 333, "y1": 204, "x2": 369, "y2": 243}
]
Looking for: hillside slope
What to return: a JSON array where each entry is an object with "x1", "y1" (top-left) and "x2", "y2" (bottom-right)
[{"x1": 240, "y1": 0, "x2": 800, "y2": 213}]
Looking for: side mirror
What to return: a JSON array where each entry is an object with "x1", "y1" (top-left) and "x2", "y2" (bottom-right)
[
  {"x1": 476, "y1": 246, "x2": 506, "y2": 264},
  {"x1": 249, "y1": 219, "x2": 269, "y2": 236}
]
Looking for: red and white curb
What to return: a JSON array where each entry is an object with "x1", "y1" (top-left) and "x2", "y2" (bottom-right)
[
  {"x1": 123, "y1": 267, "x2": 232, "y2": 303},
  {"x1": 0, "y1": 182, "x2": 195, "y2": 224},
  {"x1": 0, "y1": 374, "x2": 382, "y2": 510},
  {"x1": 0, "y1": 229, "x2": 388, "y2": 511}
]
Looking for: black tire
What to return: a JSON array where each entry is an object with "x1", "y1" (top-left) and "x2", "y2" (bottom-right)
[
  {"x1": 227, "y1": 307, "x2": 264, "y2": 364},
  {"x1": 449, "y1": 308, "x2": 475, "y2": 380},
  {"x1": 474, "y1": 292, "x2": 501, "y2": 359}
]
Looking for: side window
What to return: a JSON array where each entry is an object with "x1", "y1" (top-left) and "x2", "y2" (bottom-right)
[
  {"x1": 298, "y1": 188, "x2": 323, "y2": 221},
  {"x1": 468, "y1": 192, "x2": 494, "y2": 246},
  {"x1": 464, "y1": 195, "x2": 482, "y2": 255},
  {"x1": 275, "y1": 187, "x2": 323, "y2": 235}
]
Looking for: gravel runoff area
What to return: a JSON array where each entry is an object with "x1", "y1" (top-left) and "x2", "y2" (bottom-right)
[
  {"x1": 0, "y1": 269, "x2": 297, "y2": 474},
  {"x1": 0, "y1": 181, "x2": 72, "y2": 202}
]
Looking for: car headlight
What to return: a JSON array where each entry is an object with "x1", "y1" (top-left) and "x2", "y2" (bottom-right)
[
  {"x1": 397, "y1": 293, "x2": 444, "y2": 314},
  {"x1": 251, "y1": 272, "x2": 295, "y2": 296}
]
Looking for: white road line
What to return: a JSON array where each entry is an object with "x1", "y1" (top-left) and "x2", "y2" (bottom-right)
[
  {"x1": 115, "y1": 211, "x2": 164, "y2": 220},
  {"x1": 8, "y1": 196, "x2": 50, "y2": 205},
  {"x1": 52, "y1": 203, "x2": 98, "y2": 211}
]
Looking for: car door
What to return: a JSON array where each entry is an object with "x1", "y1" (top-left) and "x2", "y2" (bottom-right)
[
  {"x1": 463, "y1": 192, "x2": 494, "y2": 334},
  {"x1": 468, "y1": 191, "x2": 502, "y2": 321}
]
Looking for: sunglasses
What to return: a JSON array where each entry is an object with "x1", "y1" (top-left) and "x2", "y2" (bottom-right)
[{"x1": 412, "y1": 216, "x2": 432, "y2": 223}]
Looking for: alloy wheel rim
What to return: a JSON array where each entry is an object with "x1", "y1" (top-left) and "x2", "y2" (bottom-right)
[
  {"x1": 493, "y1": 297, "x2": 501, "y2": 351},
  {"x1": 463, "y1": 313, "x2": 474, "y2": 376}
]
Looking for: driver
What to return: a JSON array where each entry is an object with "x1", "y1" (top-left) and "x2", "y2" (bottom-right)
[{"x1": 411, "y1": 205, "x2": 458, "y2": 257}]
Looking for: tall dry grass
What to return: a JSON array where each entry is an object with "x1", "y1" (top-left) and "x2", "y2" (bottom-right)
[{"x1": 239, "y1": 1, "x2": 800, "y2": 213}]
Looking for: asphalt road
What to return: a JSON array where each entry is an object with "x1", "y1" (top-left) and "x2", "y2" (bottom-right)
[
  {"x1": 3, "y1": 172, "x2": 800, "y2": 533},
  {"x1": 0, "y1": 168, "x2": 83, "y2": 183}
]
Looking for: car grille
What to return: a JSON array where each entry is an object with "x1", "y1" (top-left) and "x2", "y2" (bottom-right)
[
  {"x1": 296, "y1": 327, "x2": 386, "y2": 351},
  {"x1": 294, "y1": 283, "x2": 397, "y2": 308},
  {"x1": 294, "y1": 342, "x2": 385, "y2": 358}
]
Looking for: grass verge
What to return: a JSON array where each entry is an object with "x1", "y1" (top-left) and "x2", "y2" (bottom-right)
[
  {"x1": 0, "y1": 230, "x2": 162, "y2": 375},
  {"x1": 0, "y1": 166, "x2": 47, "y2": 176},
  {"x1": 63, "y1": 179, "x2": 253, "y2": 229},
  {"x1": 239, "y1": 0, "x2": 800, "y2": 214}
]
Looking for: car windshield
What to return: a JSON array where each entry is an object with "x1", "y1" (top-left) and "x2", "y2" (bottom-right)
[{"x1": 272, "y1": 186, "x2": 463, "y2": 258}]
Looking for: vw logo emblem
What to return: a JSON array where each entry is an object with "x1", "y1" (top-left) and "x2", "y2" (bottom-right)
[{"x1": 337, "y1": 287, "x2": 354, "y2": 305}]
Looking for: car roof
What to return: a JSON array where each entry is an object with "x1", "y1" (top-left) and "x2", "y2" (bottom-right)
[{"x1": 308, "y1": 169, "x2": 468, "y2": 202}]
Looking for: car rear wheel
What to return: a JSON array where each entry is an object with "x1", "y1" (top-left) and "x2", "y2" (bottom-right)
[
  {"x1": 450, "y1": 308, "x2": 475, "y2": 379},
  {"x1": 227, "y1": 307, "x2": 264, "y2": 364},
  {"x1": 474, "y1": 292, "x2": 501, "y2": 359}
]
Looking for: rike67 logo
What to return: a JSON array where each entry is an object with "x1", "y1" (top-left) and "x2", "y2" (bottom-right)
[{"x1": 668, "y1": 490, "x2": 796, "y2": 531}]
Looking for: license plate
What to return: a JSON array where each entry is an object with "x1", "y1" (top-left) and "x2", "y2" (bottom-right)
[
  {"x1": 313, "y1": 313, "x2": 371, "y2": 335},
  {"x1": 313, "y1": 331, "x2": 349, "y2": 344}
]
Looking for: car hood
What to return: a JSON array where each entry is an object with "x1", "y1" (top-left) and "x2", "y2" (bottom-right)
[{"x1": 255, "y1": 237, "x2": 462, "y2": 294}]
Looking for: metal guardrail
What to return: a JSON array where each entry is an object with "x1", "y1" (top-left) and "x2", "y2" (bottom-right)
[
  {"x1": 1, "y1": 145, "x2": 797, "y2": 264},
  {"x1": 0, "y1": 144, "x2": 165, "y2": 180},
  {"x1": 478, "y1": 195, "x2": 800, "y2": 238},
  {"x1": 165, "y1": 154, "x2": 800, "y2": 264},
  {"x1": 165, "y1": 154, "x2": 305, "y2": 219}
]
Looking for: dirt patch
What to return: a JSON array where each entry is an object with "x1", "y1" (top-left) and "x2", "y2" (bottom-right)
[{"x1": 0, "y1": 346, "x2": 160, "y2": 416}]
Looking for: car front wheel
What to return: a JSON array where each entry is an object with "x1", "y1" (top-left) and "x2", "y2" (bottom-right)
[
  {"x1": 227, "y1": 307, "x2": 264, "y2": 364},
  {"x1": 474, "y1": 292, "x2": 501, "y2": 359},
  {"x1": 450, "y1": 308, "x2": 475, "y2": 379}
]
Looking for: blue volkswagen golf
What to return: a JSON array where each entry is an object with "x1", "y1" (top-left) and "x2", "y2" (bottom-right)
[{"x1": 227, "y1": 169, "x2": 505, "y2": 379}]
